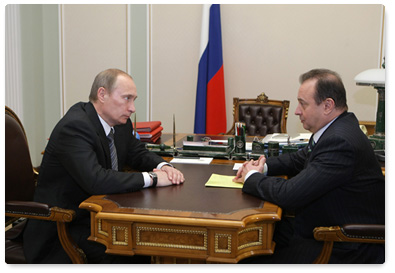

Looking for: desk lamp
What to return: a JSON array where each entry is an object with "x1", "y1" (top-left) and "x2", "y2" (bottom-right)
[{"x1": 354, "y1": 68, "x2": 385, "y2": 150}]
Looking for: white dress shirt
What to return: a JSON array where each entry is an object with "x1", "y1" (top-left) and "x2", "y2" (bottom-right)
[{"x1": 98, "y1": 114, "x2": 167, "y2": 188}]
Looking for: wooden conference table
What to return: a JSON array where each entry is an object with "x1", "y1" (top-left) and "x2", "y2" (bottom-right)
[{"x1": 79, "y1": 134, "x2": 282, "y2": 263}]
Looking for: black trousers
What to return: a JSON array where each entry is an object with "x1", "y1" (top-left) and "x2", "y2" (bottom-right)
[{"x1": 23, "y1": 219, "x2": 151, "y2": 264}]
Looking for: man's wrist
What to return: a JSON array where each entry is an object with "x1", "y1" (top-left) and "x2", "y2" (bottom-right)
[
  {"x1": 245, "y1": 170, "x2": 259, "y2": 182},
  {"x1": 148, "y1": 171, "x2": 158, "y2": 187}
]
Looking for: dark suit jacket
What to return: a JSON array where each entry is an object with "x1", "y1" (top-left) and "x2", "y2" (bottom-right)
[
  {"x1": 23, "y1": 102, "x2": 166, "y2": 263},
  {"x1": 242, "y1": 112, "x2": 384, "y2": 263}
]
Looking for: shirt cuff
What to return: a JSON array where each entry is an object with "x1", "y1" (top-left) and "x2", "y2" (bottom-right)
[
  {"x1": 245, "y1": 170, "x2": 259, "y2": 181},
  {"x1": 244, "y1": 163, "x2": 268, "y2": 182},
  {"x1": 143, "y1": 162, "x2": 173, "y2": 188},
  {"x1": 142, "y1": 172, "x2": 151, "y2": 188},
  {"x1": 157, "y1": 162, "x2": 173, "y2": 169}
]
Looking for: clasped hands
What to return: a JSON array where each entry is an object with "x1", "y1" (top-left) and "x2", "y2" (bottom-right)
[
  {"x1": 233, "y1": 155, "x2": 266, "y2": 183},
  {"x1": 154, "y1": 165, "x2": 185, "y2": 187},
  {"x1": 147, "y1": 155, "x2": 266, "y2": 187}
]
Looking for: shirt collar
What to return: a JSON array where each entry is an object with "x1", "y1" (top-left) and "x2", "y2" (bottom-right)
[
  {"x1": 98, "y1": 114, "x2": 113, "y2": 136},
  {"x1": 313, "y1": 116, "x2": 338, "y2": 143}
]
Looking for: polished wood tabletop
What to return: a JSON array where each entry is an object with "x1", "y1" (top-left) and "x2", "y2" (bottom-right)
[{"x1": 80, "y1": 161, "x2": 282, "y2": 263}]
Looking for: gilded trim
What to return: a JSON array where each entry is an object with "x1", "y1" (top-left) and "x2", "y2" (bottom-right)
[
  {"x1": 98, "y1": 219, "x2": 109, "y2": 237},
  {"x1": 284, "y1": 106, "x2": 289, "y2": 119},
  {"x1": 214, "y1": 233, "x2": 232, "y2": 254},
  {"x1": 238, "y1": 227, "x2": 263, "y2": 250},
  {"x1": 256, "y1": 92, "x2": 268, "y2": 102},
  {"x1": 136, "y1": 226, "x2": 207, "y2": 250},
  {"x1": 112, "y1": 226, "x2": 128, "y2": 246}
]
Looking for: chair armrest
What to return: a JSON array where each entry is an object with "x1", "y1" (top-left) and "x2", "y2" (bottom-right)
[
  {"x1": 5, "y1": 201, "x2": 75, "y2": 222},
  {"x1": 314, "y1": 224, "x2": 385, "y2": 244},
  {"x1": 313, "y1": 224, "x2": 385, "y2": 264},
  {"x1": 341, "y1": 224, "x2": 385, "y2": 241},
  {"x1": 5, "y1": 200, "x2": 86, "y2": 263}
]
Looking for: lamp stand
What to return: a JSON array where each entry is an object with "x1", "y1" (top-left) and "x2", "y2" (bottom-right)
[{"x1": 369, "y1": 87, "x2": 385, "y2": 150}]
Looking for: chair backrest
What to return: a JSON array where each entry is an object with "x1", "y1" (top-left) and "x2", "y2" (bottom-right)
[
  {"x1": 5, "y1": 106, "x2": 36, "y2": 203},
  {"x1": 227, "y1": 93, "x2": 290, "y2": 136}
]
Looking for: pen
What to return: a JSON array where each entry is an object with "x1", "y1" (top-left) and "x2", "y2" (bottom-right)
[
  {"x1": 209, "y1": 141, "x2": 227, "y2": 145},
  {"x1": 175, "y1": 156, "x2": 201, "y2": 159}
]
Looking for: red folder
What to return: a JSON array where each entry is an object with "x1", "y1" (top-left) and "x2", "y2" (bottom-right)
[
  {"x1": 135, "y1": 121, "x2": 161, "y2": 132},
  {"x1": 138, "y1": 126, "x2": 163, "y2": 138},
  {"x1": 140, "y1": 132, "x2": 162, "y2": 143}
]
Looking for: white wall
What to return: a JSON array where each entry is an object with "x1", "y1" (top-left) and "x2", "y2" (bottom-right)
[
  {"x1": 6, "y1": 4, "x2": 385, "y2": 166},
  {"x1": 151, "y1": 4, "x2": 384, "y2": 135},
  {"x1": 14, "y1": 5, "x2": 61, "y2": 166},
  {"x1": 61, "y1": 4, "x2": 128, "y2": 112}
]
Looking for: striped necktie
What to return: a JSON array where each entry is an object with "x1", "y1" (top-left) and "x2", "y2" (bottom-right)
[
  {"x1": 305, "y1": 135, "x2": 315, "y2": 168},
  {"x1": 308, "y1": 135, "x2": 315, "y2": 153},
  {"x1": 107, "y1": 128, "x2": 118, "y2": 171}
]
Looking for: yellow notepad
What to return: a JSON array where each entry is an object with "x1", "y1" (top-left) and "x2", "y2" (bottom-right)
[{"x1": 205, "y1": 174, "x2": 243, "y2": 189}]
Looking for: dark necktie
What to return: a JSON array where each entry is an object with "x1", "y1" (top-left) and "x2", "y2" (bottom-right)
[
  {"x1": 107, "y1": 128, "x2": 118, "y2": 171},
  {"x1": 304, "y1": 136, "x2": 316, "y2": 169},
  {"x1": 309, "y1": 135, "x2": 316, "y2": 151}
]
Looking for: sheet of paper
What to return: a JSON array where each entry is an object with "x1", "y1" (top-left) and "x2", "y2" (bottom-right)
[
  {"x1": 205, "y1": 174, "x2": 243, "y2": 189},
  {"x1": 170, "y1": 157, "x2": 213, "y2": 165},
  {"x1": 233, "y1": 163, "x2": 243, "y2": 171},
  {"x1": 246, "y1": 142, "x2": 252, "y2": 151}
]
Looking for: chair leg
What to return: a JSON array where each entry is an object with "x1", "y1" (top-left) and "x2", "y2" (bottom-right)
[
  {"x1": 313, "y1": 241, "x2": 333, "y2": 264},
  {"x1": 56, "y1": 222, "x2": 87, "y2": 264}
]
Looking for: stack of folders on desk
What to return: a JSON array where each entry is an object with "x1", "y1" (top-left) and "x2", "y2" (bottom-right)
[{"x1": 135, "y1": 121, "x2": 163, "y2": 143}]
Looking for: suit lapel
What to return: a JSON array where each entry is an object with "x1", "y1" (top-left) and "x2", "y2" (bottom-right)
[
  {"x1": 303, "y1": 111, "x2": 350, "y2": 169},
  {"x1": 318, "y1": 111, "x2": 349, "y2": 142}
]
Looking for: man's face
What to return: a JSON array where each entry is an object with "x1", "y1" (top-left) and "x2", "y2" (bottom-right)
[
  {"x1": 101, "y1": 75, "x2": 137, "y2": 127},
  {"x1": 294, "y1": 78, "x2": 326, "y2": 134}
]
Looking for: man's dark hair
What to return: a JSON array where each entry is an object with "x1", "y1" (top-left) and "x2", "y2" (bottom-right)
[{"x1": 299, "y1": 69, "x2": 348, "y2": 110}]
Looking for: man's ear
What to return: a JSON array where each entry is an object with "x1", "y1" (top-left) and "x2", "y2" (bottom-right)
[
  {"x1": 97, "y1": 87, "x2": 107, "y2": 103},
  {"x1": 324, "y1": 98, "x2": 335, "y2": 114}
]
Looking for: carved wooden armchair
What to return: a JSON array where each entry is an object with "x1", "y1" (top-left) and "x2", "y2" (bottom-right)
[
  {"x1": 226, "y1": 92, "x2": 290, "y2": 136},
  {"x1": 313, "y1": 224, "x2": 385, "y2": 263},
  {"x1": 5, "y1": 106, "x2": 86, "y2": 264}
]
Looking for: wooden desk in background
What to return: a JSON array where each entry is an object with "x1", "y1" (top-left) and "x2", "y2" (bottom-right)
[
  {"x1": 157, "y1": 133, "x2": 254, "y2": 165},
  {"x1": 79, "y1": 162, "x2": 282, "y2": 263},
  {"x1": 158, "y1": 133, "x2": 385, "y2": 173}
]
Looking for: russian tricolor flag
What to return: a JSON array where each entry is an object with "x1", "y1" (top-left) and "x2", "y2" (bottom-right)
[{"x1": 194, "y1": 4, "x2": 227, "y2": 134}]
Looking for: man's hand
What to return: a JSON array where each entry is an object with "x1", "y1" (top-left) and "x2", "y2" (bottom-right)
[
  {"x1": 233, "y1": 155, "x2": 266, "y2": 183},
  {"x1": 155, "y1": 165, "x2": 185, "y2": 187}
]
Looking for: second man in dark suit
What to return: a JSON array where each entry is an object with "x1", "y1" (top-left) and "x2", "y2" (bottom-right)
[{"x1": 235, "y1": 69, "x2": 384, "y2": 263}]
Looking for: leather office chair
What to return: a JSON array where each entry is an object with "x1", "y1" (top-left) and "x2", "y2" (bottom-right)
[
  {"x1": 5, "y1": 106, "x2": 86, "y2": 264},
  {"x1": 226, "y1": 92, "x2": 290, "y2": 136},
  {"x1": 313, "y1": 224, "x2": 385, "y2": 263}
]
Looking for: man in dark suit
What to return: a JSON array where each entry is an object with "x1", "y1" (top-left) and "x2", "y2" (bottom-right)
[
  {"x1": 235, "y1": 69, "x2": 384, "y2": 263},
  {"x1": 23, "y1": 68, "x2": 185, "y2": 263}
]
